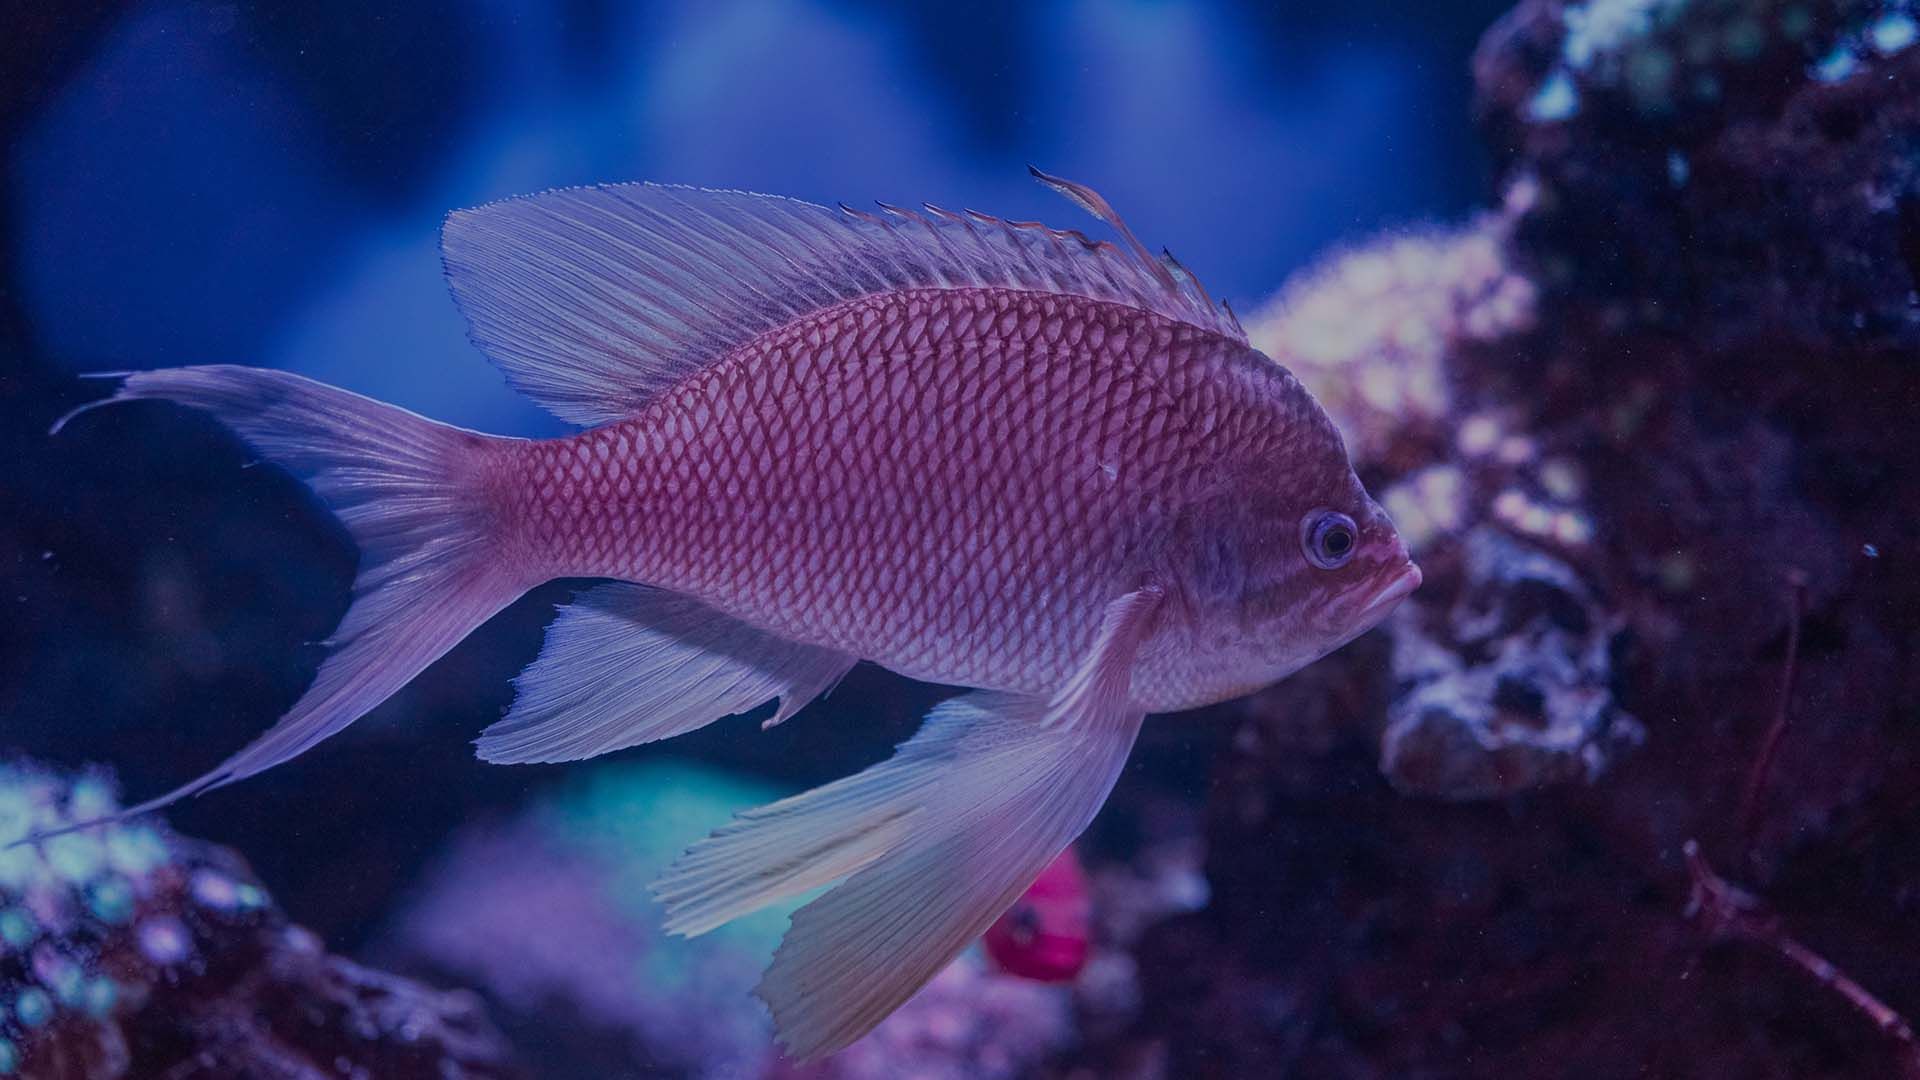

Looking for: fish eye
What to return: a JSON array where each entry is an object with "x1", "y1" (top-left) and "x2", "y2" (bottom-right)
[{"x1": 1301, "y1": 510, "x2": 1358, "y2": 570}]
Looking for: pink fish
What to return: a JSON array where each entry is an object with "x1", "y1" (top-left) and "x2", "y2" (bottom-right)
[
  {"x1": 48, "y1": 169, "x2": 1420, "y2": 1057},
  {"x1": 983, "y1": 846, "x2": 1092, "y2": 983}
]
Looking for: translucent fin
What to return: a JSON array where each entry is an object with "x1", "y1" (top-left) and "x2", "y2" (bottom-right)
[
  {"x1": 1041, "y1": 583, "x2": 1164, "y2": 729},
  {"x1": 476, "y1": 583, "x2": 855, "y2": 765},
  {"x1": 26, "y1": 367, "x2": 526, "y2": 842},
  {"x1": 1027, "y1": 165, "x2": 1180, "y2": 293},
  {"x1": 654, "y1": 587, "x2": 1162, "y2": 1060},
  {"x1": 440, "y1": 175, "x2": 1243, "y2": 426}
]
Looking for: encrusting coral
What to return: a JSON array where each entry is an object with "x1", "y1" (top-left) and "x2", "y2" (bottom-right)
[{"x1": 0, "y1": 762, "x2": 518, "y2": 1080}]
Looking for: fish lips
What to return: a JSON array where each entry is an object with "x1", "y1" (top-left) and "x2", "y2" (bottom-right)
[{"x1": 1355, "y1": 561, "x2": 1423, "y2": 626}]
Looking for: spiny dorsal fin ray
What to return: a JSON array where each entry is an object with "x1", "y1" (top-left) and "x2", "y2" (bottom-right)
[
  {"x1": 1027, "y1": 164, "x2": 1182, "y2": 294},
  {"x1": 441, "y1": 174, "x2": 1244, "y2": 427}
]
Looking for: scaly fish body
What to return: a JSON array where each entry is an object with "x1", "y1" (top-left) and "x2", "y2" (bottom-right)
[
  {"x1": 48, "y1": 172, "x2": 1419, "y2": 1057},
  {"x1": 509, "y1": 287, "x2": 1372, "y2": 708}
]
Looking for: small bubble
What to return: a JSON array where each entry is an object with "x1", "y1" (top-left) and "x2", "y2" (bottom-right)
[
  {"x1": 1457, "y1": 414, "x2": 1502, "y2": 457},
  {"x1": 1539, "y1": 458, "x2": 1584, "y2": 501},
  {"x1": 1863, "y1": 543, "x2": 1881, "y2": 558},
  {"x1": 1553, "y1": 511, "x2": 1595, "y2": 546},
  {"x1": 1496, "y1": 434, "x2": 1537, "y2": 465}
]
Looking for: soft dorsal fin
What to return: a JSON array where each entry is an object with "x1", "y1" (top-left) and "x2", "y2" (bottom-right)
[{"x1": 441, "y1": 173, "x2": 1244, "y2": 426}]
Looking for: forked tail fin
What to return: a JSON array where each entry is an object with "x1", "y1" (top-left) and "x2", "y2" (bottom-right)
[{"x1": 35, "y1": 366, "x2": 530, "y2": 838}]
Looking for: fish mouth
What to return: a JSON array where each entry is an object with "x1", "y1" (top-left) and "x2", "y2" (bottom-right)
[{"x1": 1355, "y1": 561, "x2": 1423, "y2": 625}]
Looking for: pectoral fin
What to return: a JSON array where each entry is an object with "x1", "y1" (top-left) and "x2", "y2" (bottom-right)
[
  {"x1": 478, "y1": 583, "x2": 855, "y2": 765},
  {"x1": 653, "y1": 586, "x2": 1162, "y2": 1059}
]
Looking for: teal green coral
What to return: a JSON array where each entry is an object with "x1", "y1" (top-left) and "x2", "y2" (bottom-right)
[
  {"x1": 1529, "y1": 0, "x2": 1907, "y2": 121},
  {"x1": 545, "y1": 758, "x2": 805, "y2": 980}
]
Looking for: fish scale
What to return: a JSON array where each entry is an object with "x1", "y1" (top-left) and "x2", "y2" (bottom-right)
[{"x1": 504, "y1": 287, "x2": 1253, "y2": 699}]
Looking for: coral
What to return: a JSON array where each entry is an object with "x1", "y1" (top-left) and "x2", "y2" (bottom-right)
[
  {"x1": 982, "y1": 849, "x2": 1092, "y2": 984},
  {"x1": 382, "y1": 758, "x2": 1090, "y2": 1079},
  {"x1": 1242, "y1": 208, "x2": 1537, "y2": 474},
  {"x1": 0, "y1": 761, "x2": 518, "y2": 1079},
  {"x1": 1245, "y1": 206, "x2": 1637, "y2": 800},
  {"x1": 1379, "y1": 527, "x2": 1643, "y2": 800},
  {"x1": 1475, "y1": 0, "x2": 1920, "y2": 350},
  {"x1": 770, "y1": 952, "x2": 1072, "y2": 1080},
  {"x1": 1054, "y1": 1, "x2": 1920, "y2": 1076},
  {"x1": 381, "y1": 760, "x2": 794, "y2": 1079}
]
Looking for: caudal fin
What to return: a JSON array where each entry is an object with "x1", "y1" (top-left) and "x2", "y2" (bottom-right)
[{"x1": 36, "y1": 366, "x2": 529, "y2": 837}]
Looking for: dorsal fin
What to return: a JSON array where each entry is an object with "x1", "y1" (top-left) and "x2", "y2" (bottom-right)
[{"x1": 440, "y1": 173, "x2": 1244, "y2": 426}]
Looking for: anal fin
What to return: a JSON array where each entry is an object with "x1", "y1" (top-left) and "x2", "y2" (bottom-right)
[
  {"x1": 476, "y1": 584, "x2": 855, "y2": 765},
  {"x1": 653, "y1": 585, "x2": 1163, "y2": 1059}
]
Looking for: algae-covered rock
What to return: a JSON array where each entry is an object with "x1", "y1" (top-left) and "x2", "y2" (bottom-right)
[{"x1": 0, "y1": 762, "x2": 519, "y2": 1080}]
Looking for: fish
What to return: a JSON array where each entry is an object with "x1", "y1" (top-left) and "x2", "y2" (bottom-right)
[
  {"x1": 982, "y1": 846, "x2": 1092, "y2": 983},
  {"x1": 44, "y1": 168, "x2": 1421, "y2": 1058}
]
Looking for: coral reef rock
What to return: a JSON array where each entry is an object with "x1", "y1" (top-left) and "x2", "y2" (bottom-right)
[
  {"x1": 0, "y1": 762, "x2": 519, "y2": 1080},
  {"x1": 1380, "y1": 527, "x2": 1642, "y2": 801},
  {"x1": 1053, "y1": 1, "x2": 1920, "y2": 1076},
  {"x1": 1476, "y1": 0, "x2": 1920, "y2": 350}
]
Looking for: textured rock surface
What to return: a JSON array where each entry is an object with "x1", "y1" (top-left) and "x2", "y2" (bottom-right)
[
  {"x1": 0, "y1": 762, "x2": 519, "y2": 1080},
  {"x1": 1058, "y1": 1, "x2": 1920, "y2": 1076},
  {"x1": 1476, "y1": 0, "x2": 1920, "y2": 350}
]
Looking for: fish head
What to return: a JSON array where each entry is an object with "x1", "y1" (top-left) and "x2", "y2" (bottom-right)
[
  {"x1": 1179, "y1": 394, "x2": 1422, "y2": 690},
  {"x1": 1251, "y1": 491, "x2": 1419, "y2": 671}
]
